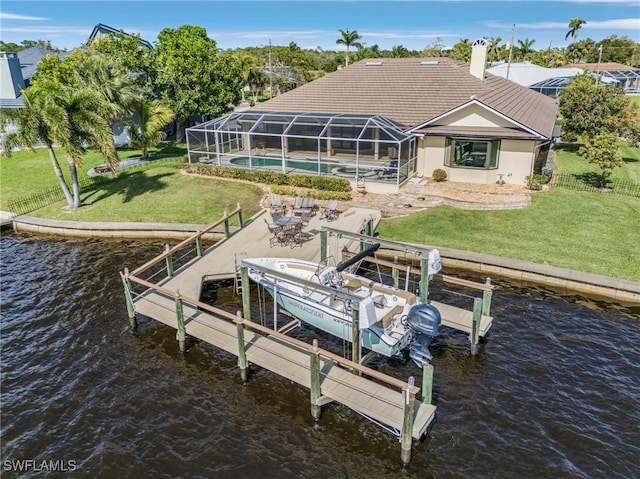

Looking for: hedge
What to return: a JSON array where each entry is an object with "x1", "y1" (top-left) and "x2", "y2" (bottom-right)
[{"x1": 183, "y1": 163, "x2": 352, "y2": 192}]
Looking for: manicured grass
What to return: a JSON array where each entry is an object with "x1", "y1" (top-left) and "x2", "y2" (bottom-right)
[
  {"x1": 29, "y1": 165, "x2": 264, "y2": 224},
  {"x1": 0, "y1": 144, "x2": 188, "y2": 209},
  {"x1": 555, "y1": 142, "x2": 640, "y2": 183},
  {"x1": 377, "y1": 188, "x2": 640, "y2": 281}
]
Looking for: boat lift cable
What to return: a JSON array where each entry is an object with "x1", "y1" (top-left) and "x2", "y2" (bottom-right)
[{"x1": 352, "y1": 409, "x2": 401, "y2": 438}]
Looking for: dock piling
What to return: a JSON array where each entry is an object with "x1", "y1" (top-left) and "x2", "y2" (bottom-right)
[
  {"x1": 235, "y1": 311, "x2": 248, "y2": 382},
  {"x1": 174, "y1": 290, "x2": 186, "y2": 354},
  {"x1": 223, "y1": 210, "x2": 230, "y2": 238},
  {"x1": 195, "y1": 229, "x2": 203, "y2": 257},
  {"x1": 400, "y1": 376, "x2": 416, "y2": 466},
  {"x1": 165, "y1": 244, "x2": 174, "y2": 277},
  {"x1": 392, "y1": 256, "x2": 399, "y2": 289},
  {"x1": 482, "y1": 277, "x2": 492, "y2": 316},
  {"x1": 236, "y1": 202, "x2": 244, "y2": 228},
  {"x1": 310, "y1": 339, "x2": 322, "y2": 420},
  {"x1": 470, "y1": 297, "x2": 482, "y2": 355},
  {"x1": 120, "y1": 268, "x2": 137, "y2": 329},
  {"x1": 421, "y1": 362, "x2": 433, "y2": 404}
]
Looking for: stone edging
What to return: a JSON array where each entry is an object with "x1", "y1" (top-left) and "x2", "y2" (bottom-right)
[{"x1": 6, "y1": 213, "x2": 639, "y2": 304}]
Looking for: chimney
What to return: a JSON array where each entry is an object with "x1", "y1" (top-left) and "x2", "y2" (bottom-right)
[
  {"x1": 469, "y1": 38, "x2": 488, "y2": 80},
  {"x1": 0, "y1": 52, "x2": 25, "y2": 99}
]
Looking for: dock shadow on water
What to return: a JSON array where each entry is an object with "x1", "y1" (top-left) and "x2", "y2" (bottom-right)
[{"x1": 1, "y1": 233, "x2": 638, "y2": 479}]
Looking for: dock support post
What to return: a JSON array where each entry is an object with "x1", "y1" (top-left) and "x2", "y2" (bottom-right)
[
  {"x1": 195, "y1": 229, "x2": 203, "y2": 257},
  {"x1": 351, "y1": 302, "x2": 360, "y2": 365},
  {"x1": 392, "y1": 256, "x2": 399, "y2": 289},
  {"x1": 400, "y1": 377, "x2": 416, "y2": 466},
  {"x1": 120, "y1": 268, "x2": 137, "y2": 329},
  {"x1": 320, "y1": 229, "x2": 327, "y2": 262},
  {"x1": 165, "y1": 244, "x2": 174, "y2": 277},
  {"x1": 235, "y1": 311, "x2": 248, "y2": 382},
  {"x1": 240, "y1": 266, "x2": 251, "y2": 323},
  {"x1": 175, "y1": 290, "x2": 186, "y2": 354},
  {"x1": 470, "y1": 297, "x2": 482, "y2": 355},
  {"x1": 482, "y1": 277, "x2": 492, "y2": 317},
  {"x1": 419, "y1": 256, "x2": 430, "y2": 303},
  {"x1": 223, "y1": 210, "x2": 230, "y2": 238},
  {"x1": 237, "y1": 203, "x2": 244, "y2": 228},
  {"x1": 421, "y1": 362, "x2": 433, "y2": 404},
  {"x1": 310, "y1": 339, "x2": 322, "y2": 420}
]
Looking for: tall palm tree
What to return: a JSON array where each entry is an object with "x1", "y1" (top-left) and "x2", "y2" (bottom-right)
[
  {"x1": 75, "y1": 54, "x2": 140, "y2": 173},
  {"x1": 237, "y1": 54, "x2": 256, "y2": 103},
  {"x1": 0, "y1": 88, "x2": 74, "y2": 207},
  {"x1": 124, "y1": 98, "x2": 174, "y2": 158},
  {"x1": 336, "y1": 29, "x2": 363, "y2": 67},
  {"x1": 565, "y1": 18, "x2": 586, "y2": 42},
  {"x1": 487, "y1": 36, "x2": 503, "y2": 62},
  {"x1": 36, "y1": 81, "x2": 116, "y2": 210}
]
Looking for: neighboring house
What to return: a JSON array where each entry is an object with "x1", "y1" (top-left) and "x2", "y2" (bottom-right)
[
  {"x1": 563, "y1": 62, "x2": 640, "y2": 94},
  {"x1": 0, "y1": 47, "x2": 69, "y2": 109},
  {"x1": 87, "y1": 23, "x2": 153, "y2": 49},
  {"x1": 186, "y1": 39, "x2": 560, "y2": 191},
  {"x1": 486, "y1": 62, "x2": 599, "y2": 97}
]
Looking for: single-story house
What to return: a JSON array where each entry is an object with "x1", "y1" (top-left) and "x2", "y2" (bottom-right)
[
  {"x1": 485, "y1": 61, "x2": 612, "y2": 97},
  {"x1": 186, "y1": 39, "x2": 560, "y2": 192},
  {"x1": 563, "y1": 62, "x2": 640, "y2": 95}
]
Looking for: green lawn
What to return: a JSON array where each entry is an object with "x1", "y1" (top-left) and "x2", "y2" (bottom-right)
[
  {"x1": 378, "y1": 188, "x2": 640, "y2": 281},
  {"x1": 2, "y1": 143, "x2": 639, "y2": 281},
  {"x1": 555, "y1": 141, "x2": 640, "y2": 183},
  {"x1": 0, "y1": 144, "x2": 187, "y2": 209}
]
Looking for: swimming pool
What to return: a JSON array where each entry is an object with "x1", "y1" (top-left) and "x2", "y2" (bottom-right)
[{"x1": 229, "y1": 156, "x2": 334, "y2": 174}]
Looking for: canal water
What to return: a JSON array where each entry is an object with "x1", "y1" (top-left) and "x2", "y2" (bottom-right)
[{"x1": 1, "y1": 233, "x2": 638, "y2": 479}]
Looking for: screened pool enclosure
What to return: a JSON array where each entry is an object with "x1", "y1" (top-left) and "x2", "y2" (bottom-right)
[{"x1": 186, "y1": 111, "x2": 417, "y2": 187}]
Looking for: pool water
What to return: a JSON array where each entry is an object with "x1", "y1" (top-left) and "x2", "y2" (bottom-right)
[{"x1": 230, "y1": 156, "x2": 334, "y2": 174}]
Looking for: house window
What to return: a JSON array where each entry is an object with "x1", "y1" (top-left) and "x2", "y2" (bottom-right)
[{"x1": 444, "y1": 138, "x2": 500, "y2": 169}]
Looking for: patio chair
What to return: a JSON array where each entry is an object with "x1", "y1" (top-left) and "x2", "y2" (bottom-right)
[
  {"x1": 320, "y1": 200, "x2": 340, "y2": 221},
  {"x1": 376, "y1": 160, "x2": 398, "y2": 178},
  {"x1": 292, "y1": 196, "x2": 316, "y2": 217},
  {"x1": 269, "y1": 194, "x2": 286, "y2": 215}
]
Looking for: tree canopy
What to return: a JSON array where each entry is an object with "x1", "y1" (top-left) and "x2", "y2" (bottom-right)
[{"x1": 152, "y1": 25, "x2": 242, "y2": 139}]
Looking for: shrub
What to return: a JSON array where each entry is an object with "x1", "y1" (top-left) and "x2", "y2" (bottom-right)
[
  {"x1": 431, "y1": 168, "x2": 447, "y2": 182},
  {"x1": 182, "y1": 163, "x2": 353, "y2": 198},
  {"x1": 525, "y1": 174, "x2": 546, "y2": 190}
]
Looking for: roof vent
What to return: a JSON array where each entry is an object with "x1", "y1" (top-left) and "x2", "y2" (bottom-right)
[
  {"x1": 365, "y1": 61, "x2": 383, "y2": 66},
  {"x1": 420, "y1": 60, "x2": 438, "y2": 65}
]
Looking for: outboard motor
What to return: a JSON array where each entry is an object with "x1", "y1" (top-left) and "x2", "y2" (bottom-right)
[{"x1": 407, "y1": 303, "x2": 441, "y2": 366}]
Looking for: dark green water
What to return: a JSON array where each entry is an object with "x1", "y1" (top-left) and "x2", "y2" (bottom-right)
[{"x1": 1, "y1": 233, "x2": 638, "y2": 478}]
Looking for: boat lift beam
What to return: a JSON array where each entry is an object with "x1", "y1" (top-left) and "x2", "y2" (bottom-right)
[{"x1": 320, "y1": 227, "x2": 437, "y2": 303}]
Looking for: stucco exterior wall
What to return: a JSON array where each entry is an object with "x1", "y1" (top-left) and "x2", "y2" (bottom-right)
[{"x1": 418, "y1": 136, "x2": 537, "y2": 185}]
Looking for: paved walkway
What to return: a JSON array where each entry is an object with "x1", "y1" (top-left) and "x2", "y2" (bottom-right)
[{"x1": 341, "y1": 179, "x2": 532, "y2": 217}]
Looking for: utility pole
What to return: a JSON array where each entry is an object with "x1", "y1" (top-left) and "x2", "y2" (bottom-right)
[
  {"x1": 596, "y1": 45, "x2": 603, "y2": 86},
  {"x1": 268, "y1": 39, "x2": 273, "y2": 99},
  {"x1": 506, "y1": 24, "x2": 515, "y2": 80}
]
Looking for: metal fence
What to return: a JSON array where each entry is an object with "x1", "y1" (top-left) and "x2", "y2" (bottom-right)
[
  {"x1": 7, "y1": 157, "x2": 184, "y2": 216},
  {"x1": 552, "y1": 173, "x2": 640, "y2": 198}
]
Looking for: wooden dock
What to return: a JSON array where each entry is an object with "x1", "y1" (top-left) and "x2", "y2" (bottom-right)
[
  {"x1": 148, "y1": 206, "x2": 381, "y2": 300},
  {"x1": 124, "y1": 205, "x2": 495, "y2": 464}
]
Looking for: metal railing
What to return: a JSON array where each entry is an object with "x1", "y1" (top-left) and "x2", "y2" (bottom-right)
[
  {"x1": 6, "y1": 157, "x2": 184, "y2": 215},
  {"x1": 552, "y1": 173, "x2": 640, "y2": 198}
]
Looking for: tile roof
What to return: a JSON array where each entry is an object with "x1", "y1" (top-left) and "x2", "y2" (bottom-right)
[
  {"x1": 17, "y1": 47, "x2": 69, "y2": 82},
  {"x1": 259, "y1": 57, "x2": 559, "y2": 139}
]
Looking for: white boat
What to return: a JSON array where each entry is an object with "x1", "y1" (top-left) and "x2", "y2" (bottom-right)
[{"x1": 243, "y1": 244, "x2": 443, "y2": 364}]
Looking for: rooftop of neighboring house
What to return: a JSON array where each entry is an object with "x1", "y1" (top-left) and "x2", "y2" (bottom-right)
[
  {"x1": 258, "y1": 56, "x2": 559, "y2": 139},
  {"x1": 564, "y1": 62, "x2": 640, "y2": 72},
  {"x1": 486, "y1": 61, "x2": 585, "y2": 87}
]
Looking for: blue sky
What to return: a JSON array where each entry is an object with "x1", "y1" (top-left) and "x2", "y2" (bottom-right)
[{"x1": 1, "y1": 0, "x2": 639, "y2": 52}]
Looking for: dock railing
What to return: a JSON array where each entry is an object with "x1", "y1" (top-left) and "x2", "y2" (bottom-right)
[{"x1": 129, "y1": 205, "x2": 243, "y2": 282}]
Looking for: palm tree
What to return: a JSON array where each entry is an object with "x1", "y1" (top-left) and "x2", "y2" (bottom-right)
[
  {"x1": 237, "y1": 54, "x2": 256, "y2": 103},
  {"x1": 75, "y1": 54, "x2": 140, "y2": 173},
  {"x1": 565, "y1": 17, "x2": 586, "y2": 42},
  {"x1": 336, "y1": 29, "x2": 363, "y2": 67},
  {"x1": 487, "y1": 36, "x2": 503, "y2": 62},
  {"x1": 36, "y1": 81, "x2": 116, "y2": 210},
  {"x1": 0, "y1": 87, "x2": 74, "y2": 207},
  {"x1": 124, "y1": 99, "x2": 174, "y2": 158},
  {"x1": 517, "y1": 38, "x2": 536, "y2": 61}
]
